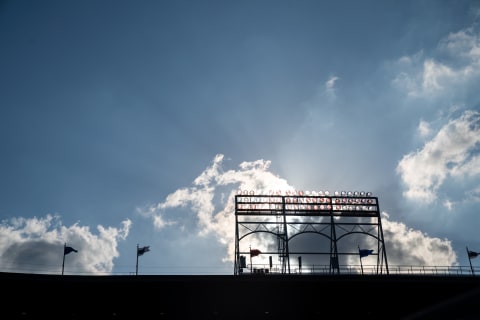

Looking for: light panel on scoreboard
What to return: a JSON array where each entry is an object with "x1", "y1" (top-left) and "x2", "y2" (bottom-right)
[{"x1": 235, "y1": 191, "x2": 379, "y2": 216}]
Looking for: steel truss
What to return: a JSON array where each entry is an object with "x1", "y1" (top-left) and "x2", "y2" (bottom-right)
[{"x1": 234, "y1": 192, "x2": 389, "y2": 275}]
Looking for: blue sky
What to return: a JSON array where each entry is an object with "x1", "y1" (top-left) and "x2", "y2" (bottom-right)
[{"x1": 0, "y1": 0, "x2": 479, "y2": 275}]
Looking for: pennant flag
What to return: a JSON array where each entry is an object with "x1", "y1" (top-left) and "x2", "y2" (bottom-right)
[
  {"x1": 468, "y1": 250, "x2": 479, "y2": 259},
  {"x1": 250, "y1": 249, "x2": 261, "y2": 257},
  {"x1": 137, "y1": 246, "x2": 150, "y2": 256},
  {"x1": 359, "y1": 249, "x2": 374, "y2": 258},
  {"x1": 64, "y1": 246, "x2": 78, "y2": 255}
]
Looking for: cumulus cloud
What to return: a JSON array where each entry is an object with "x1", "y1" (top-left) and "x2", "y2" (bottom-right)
[
  {"x1": 0, "y1": 215, "x2": 131, "y2": 274},
  {"x1": 396, "y1": 110, "x2": 480, "y2": 203},
  {"x1": 380, "y1": 213, "x2": 457, "y2": 266},
  {"x1": 142, "y1": 154, "x2": 294, "y2": 263},
  {"x1": 142, "y1": 154, "x2": 459, "y2": 268},
  {"x1": 392, "y1": 26, "x2": 480, "y2": 98}
]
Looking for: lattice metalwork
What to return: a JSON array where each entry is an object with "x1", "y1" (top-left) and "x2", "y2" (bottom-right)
[{"x1": 234, "y1": 190, "x2": 389, "y2": 275}]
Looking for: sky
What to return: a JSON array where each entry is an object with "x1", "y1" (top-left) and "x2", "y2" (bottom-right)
[{"x1": 0, "y1": 0, "x2": 479, "y2": 275}]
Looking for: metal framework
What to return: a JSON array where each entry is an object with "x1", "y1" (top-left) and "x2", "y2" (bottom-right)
[{"x1": 234, "y1": 191, "x2": 389, "y2": 275}]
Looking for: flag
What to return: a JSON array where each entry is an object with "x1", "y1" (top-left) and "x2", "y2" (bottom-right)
[
  {"x1": 468, "y1": 250, "x2": 479, "y2": 259},
  {"x1": 64, "y1": 246, "x2": 78, "y2": 255},
  {"x1": 137, "y1": 246, "x2": 150, "y2": 256},
  {"x1": 359, "y1": 249, "x2": 373, "y2": 258},
  {"x1": 250, "y1": 249, "x2": 261, "y2": 257}
]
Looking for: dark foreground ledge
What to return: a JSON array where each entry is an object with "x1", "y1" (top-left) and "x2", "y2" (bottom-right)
[{"x1": 2, "y1": 272, "x2": 480, "y2": 319}]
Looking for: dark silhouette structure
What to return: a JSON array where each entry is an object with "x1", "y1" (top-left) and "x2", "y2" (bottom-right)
[
  {"x1": 235, "y1": 191, "x2": 388, "y2": 275},
  {"x1": 3, "y1": 271, "x2": 480, "y2": 319}
]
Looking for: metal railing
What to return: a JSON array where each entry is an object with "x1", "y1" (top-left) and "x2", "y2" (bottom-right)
[
  {"x1": 3, "y1": 264, "x2": 480, "y2": 276},
  {"x1": 247, "y1": 264, "x2": 480, "y2": 276}
]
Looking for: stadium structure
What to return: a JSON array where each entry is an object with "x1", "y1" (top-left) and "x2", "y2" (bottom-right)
[
  {"x1": 2, "y1": 190, "x2": 480, "y2": 319},
  {"x1": 234, "y1": 190, "x2": 388, "y2": 275}
]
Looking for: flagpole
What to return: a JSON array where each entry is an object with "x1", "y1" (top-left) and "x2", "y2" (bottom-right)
[
  {"x1": 358, "y1": 245, "x2": 364, "y2": 275},
  {"x1": 136, "y1": 244, "x2": 139, "y2": 276},
  {"x1": 249, "y1": 245, "x2": 252, "y2": 273},
  {"x1": 467, "y1": 246, "x2": 474, "y2": 276},
  {"x1": 62, "y1": 243, "x2": 66, "y2": 275}
]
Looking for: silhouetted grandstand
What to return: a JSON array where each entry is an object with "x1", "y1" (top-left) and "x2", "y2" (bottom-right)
[{"x1": 3, "y1": 271, "x2": 480, "y2": 319}]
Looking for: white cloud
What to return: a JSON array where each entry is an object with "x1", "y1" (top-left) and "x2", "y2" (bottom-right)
[
  {"x1": 417, "y1": 119, "x2": 432, "y2": 138},
  {"x1": 325, "y1": 76, "x2": 339, "y2": 91},
  {"x1": 142, "y1": 154, "x2": 295, "y2": 263},
  {"x1": 439, "y1": 28, "x2": 480, "y2": 63},
  {"x1": 443, "y1": 199, "x2": 454, "y2": 211},
  {"x1": 421, "y1": 59, "x2": 455, "y2": 94},
  {"x1": 380, "y1": 213, "x2": 457, "y2": 266},
  {"x1": 397, "y1": 110, "x2": 480, "y2": 203},
  {"x1": 325, "y1": 75, "x2": 339, "y2": 100},
  {"x1": 0, "y1": 214, "x2": 131, "y2": 274},
  {"x1": 152, "y1": 214, "x2": 177, "y2": 229},
  {"x1": 449, "y1": 153, "x2": 480, "y2": 177},
  {"x1": 392, "y1": 26, "x2": 480, "y2": 99}
]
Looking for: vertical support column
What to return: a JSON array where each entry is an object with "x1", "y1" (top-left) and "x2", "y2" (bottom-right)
[
  {"x1": 234, "y1": 207, "x2": 240, "y2": 275},
  {"x1": 281, "y1": 196, "x2": 291, "y2": 274},
  {"x1": 329, "y1": 215, "x2": 339, "y2": 274},
  {"x1": 376, "y1": 200, "x2": 389, "y2": 274}
]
